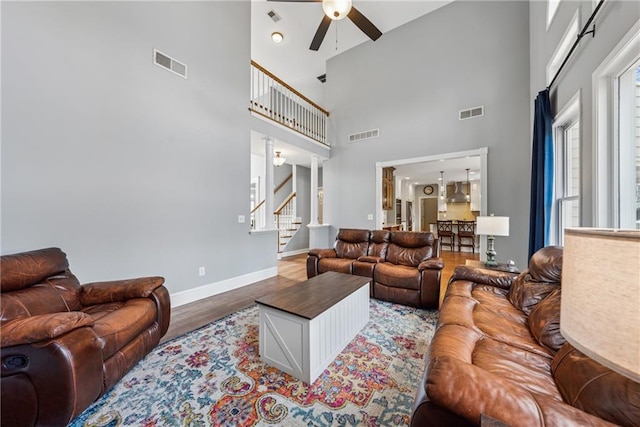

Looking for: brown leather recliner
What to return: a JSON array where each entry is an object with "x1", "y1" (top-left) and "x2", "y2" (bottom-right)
[{"x1": 0, "y1": 247, "x2": 171, "y2": 426}]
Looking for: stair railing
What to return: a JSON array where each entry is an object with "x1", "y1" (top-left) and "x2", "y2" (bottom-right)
[
  {"x1": 250, "y1": 60, "x2": 329, "y2": 146},
  {"x1": 275, "y1": 192, "x2": 296, "y2": 251},
  {"x1": 250, "y1": 173, "x2": 293, "y2": 231}
]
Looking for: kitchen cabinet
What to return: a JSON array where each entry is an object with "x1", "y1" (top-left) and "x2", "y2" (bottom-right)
[{"x1": 382, "y1": 167, "x2": 395, "y2": 210}]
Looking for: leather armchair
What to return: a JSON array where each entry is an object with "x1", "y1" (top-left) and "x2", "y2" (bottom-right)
[{"x1": 0, "y1": 247, "x2": 171, "y2": 426}]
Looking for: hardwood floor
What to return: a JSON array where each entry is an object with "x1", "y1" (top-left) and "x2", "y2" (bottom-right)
[{"x1": 161, "y1": 249, "x2": 478, "y2": 343}]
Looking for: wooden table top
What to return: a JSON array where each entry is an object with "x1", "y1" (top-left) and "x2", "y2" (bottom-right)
[{"x1": 255, "y1": 271, "x2": 370, "y2": 320}]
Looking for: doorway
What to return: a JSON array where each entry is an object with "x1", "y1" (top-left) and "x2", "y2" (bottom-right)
[{"x1": 420, "y1": 198, "x2": 438, "y2": 232}]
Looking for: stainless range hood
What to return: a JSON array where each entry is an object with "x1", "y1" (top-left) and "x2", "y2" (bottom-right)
[{"x1": 447, "y1": 182, "x2": 469, "y2": 203}]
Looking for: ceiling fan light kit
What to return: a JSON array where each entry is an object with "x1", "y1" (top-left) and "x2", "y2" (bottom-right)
[
  {"x1": 322, "y1": 0, "x2": 352, "y2": 20},
  {"x1": 269, "y1": 0, "x2": 382, "y2": 51}
]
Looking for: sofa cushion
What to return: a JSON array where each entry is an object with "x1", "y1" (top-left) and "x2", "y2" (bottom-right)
[
  {"x1": 83, "y1": 298, "x2": 157, "y2": 359},
  {"x1": 374, "y1": 263, "x2": 421, "y2": 290},
  {"x1": 386, "y1": 232, "x2": 434, "y2": 267},
  {"x1": 508, "y1": 246, "x2": 563, "y2": 315},
  {"x1": 528, "y1": 288, "x2": 565, "y2": 352},
  {"x1": 334, "y1": 229, "x2": 370, "y2": 259},
  {"x1": 367, "y1": 230, "x2": 390, "y2": 258},
  {"x1": 318, "y1": 258, "x2": 354, "y2": 275},
  {"x1": 0, "y1": 247, "x2": 69, "y2": 292},
  {"x1": 552, "y1": 343, "x2": 640, "y2": 427},
  {"x1": 441, "y1": 281, "x2": 554, "y2": 359},
  {"x1": 528, "y1": 246, "x2": 563, "y2": 283}
]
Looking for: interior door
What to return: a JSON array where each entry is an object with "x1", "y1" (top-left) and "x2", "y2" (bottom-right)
[{"x1": 420, "y1": 198, "x2": 438, "y2": 232}]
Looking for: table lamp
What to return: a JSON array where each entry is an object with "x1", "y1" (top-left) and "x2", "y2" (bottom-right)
[
  {"x1": 561, "y1": 228, "x2": 640, "y2": 382},
  {"x1": 476, "y1": 215, "x2": 509, "y2": 267}
]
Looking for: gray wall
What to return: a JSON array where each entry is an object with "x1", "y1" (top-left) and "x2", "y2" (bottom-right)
[
  {"x1": 324, "y1": 1, "x2": 531, "y2": 266},
  {"x1": 529, "y1": 0, "x2": 640, "y2": 226},
  {"x1": 1, "y1": 2, "x2": 277, "y2": 294}
]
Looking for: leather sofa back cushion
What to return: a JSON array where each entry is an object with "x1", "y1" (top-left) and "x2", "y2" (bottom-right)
[
  {"x1": 528, "y1": 288, "x2": 565, "y2": 352},
  {"x1": 508, "y1": 273, "x2": 559, "y2": 315},
  {"x1": 508, "y1": 247, "x2": 562, "y2": 315},
  {"x1": 386, "y1": 232, "x2": 434, "y2": 267},
  {"x1": 0, "y1": 271, "x2": 83, "y2": 321},
  {"x1": 367, "y1": 230, "x2": 390, "y2": 258},
  {"x1": 335, "y1": 229, "x2": 370, "y2": 259},
  {"x1": 552, "y1": 343, "x2": 640, "y2": 427},
  {"x1": 1, "y1": 247, "x2": 70, "y2": 292},
  {"x1": 528, "y1": 246, "x2": 563, "y2": 283}
]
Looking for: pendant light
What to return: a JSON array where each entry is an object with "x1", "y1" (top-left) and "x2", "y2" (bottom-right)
[
  {"x1": 465, "y1": 168, "x2": 470, "y2": 201},
  {"x1": 439, "y1": 171, "x2": 445, "y2": 200}
]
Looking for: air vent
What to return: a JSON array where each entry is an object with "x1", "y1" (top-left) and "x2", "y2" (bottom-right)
[
  {"x1": 349, "y1": 128, "x2": 379, "y2": 143},
  {"x1": 153, "y1": 49, "x2": 187, "y2": 79},
  {"x1": 459, "y1": 106, "x2": 484, "y2": 120},
  {"x1": 267, "y1": 9, "x2": 282, "y2": 22},
  {"x1": 317, "y1": 74, "x2": 326, "y2": 83}
]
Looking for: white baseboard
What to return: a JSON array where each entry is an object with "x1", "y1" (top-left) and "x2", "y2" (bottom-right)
[
  {"x1": 170, "y1": 266, "x2": 278, "y2": 308},
  {"x1": 278, "y1": 248, "x2": 309, "y2": 259}
]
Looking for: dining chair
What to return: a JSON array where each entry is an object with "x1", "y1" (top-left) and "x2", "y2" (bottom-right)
[
  {"x1": 457, "y1": 220, "x2": 477, "y2": 253},
  {"x1": 436, "y1": 220, "x2": 455, "y2": 251}
]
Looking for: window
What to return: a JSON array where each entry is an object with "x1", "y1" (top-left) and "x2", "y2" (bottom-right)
[
  {"x1": 547, "y1": 9, "x2": 580, "y2": 85},
  {"x1": 618, "y1": 60, "x2": 640, "y2": 229},
  {"x1": 547, "y1": 0, "x2": 561, "y2": 29},
  {"x1": 552, "y1": 92, "x2": 581, "y2": 245},
  {"x1": 593, "y1": 20, "x2": 640, "y2": 228}
]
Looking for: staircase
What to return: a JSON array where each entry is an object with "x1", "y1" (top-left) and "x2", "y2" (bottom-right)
[{"x1": 275, "y1": 192, "x2": 301, "y2": 253}]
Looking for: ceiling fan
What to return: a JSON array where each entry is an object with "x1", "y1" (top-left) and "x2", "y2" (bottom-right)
[{"x1": 268, "y1": 0, "x2": 383, "y2": 51}]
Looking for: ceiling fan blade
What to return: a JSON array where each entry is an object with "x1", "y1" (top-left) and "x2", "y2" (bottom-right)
[
  {"x1": 347, "y1": 6, "x2": 382, "y2": 41},
  {"x1": 267, "y1": 0, "x2": 320, "y2": 2},
  {"x1": 310, "y1": 15, "x2": 332, "y2": 51}
]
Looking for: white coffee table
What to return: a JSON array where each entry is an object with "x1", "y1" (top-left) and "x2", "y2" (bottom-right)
[{"x1": 255, "y1": 271, "x2": 370, "y2": 384}]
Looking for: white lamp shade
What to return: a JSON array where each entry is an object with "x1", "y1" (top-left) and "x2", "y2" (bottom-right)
[
  {"x1": 561, "y1": 228, "x2": 640, "y2": 382},
  {"x1": 476, "y1": 216, "x2": 509, "y2": 236},
  {"x1": 322, "y1": 0, "x2": 352, "y2": 20}
]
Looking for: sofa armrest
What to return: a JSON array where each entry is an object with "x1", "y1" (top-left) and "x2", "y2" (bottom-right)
[
  {"x1": 1, "y1": 312, "x2": 95, "y2": 348},
  {"x1": 419, "y1": 257, "x2": 444, "y2": 271},
  {"x1": 80, "y1": 276, "x2": 165, "y2": 306},
  {"x1": 1, "y1": 327, "x2": 103, "y2": 426},
  {"x1": 426, "y1": 356, "x2": 615, "y2": 427},
  {"x1": 308, "y1": 248, "x2": 337, "y2": 259},
  {"x1": 449, "y1": 265, "x2": 517, "y2": 290},
  {"x1": 357, "y1": 255, "x2": 384, "y2": 263}
]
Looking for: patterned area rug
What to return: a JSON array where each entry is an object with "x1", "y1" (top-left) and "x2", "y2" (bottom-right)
[{"x1": 72, "y1": 300, "x2": 438, "y2": 427}]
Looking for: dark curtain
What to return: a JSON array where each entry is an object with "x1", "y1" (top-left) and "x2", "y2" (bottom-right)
[{"x1": 528, "y1": 89, "x2": 554, "y2": 259}]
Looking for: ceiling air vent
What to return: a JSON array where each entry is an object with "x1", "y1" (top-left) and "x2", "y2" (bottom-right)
[
  {"x1": 153, "y1": 49, "x2": 187, "y2": 79},
  {"x1": 459, "y1": 106, "x2": 484, "y2": 120},
  {"x1": 317, "y1": 74, "x2": 326, "y2": 83},
  {"x1": 349, "y1": 128, "x2": 379, "y2": 143},
  {"x1": 267, "y1": 10, "x2": 282, "y2": 23}
]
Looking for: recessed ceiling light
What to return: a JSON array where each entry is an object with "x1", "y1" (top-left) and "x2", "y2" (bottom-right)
[{"x1": 271, "y1": 32, "x2": 283, "y2": 43}]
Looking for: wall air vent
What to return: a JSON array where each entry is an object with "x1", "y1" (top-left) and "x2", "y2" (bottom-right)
[
  {"x1": 317, "y1": 74, "x2": 326, "y2": 83},
  {"x1": 267, "y1": 10, "x2": 282, "y2": 22},
  {"x1": 349, "y1": 128, "x2": 379, "y2": 143},
  {"x1": 459, "y1": 106, "x2": 484, "y2": 120},
  {"x1": 153, "y1": 49, "x2": 187, "y2": 79}
]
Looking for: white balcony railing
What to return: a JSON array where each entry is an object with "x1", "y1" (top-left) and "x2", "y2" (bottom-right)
[{"x1": 250, "y1": 61, "x2": 329, "y2": 146}]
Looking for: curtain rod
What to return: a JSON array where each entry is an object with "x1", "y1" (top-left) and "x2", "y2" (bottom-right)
[{"x1": 547, "y1": 0, "x2": 606, "y2": 91}]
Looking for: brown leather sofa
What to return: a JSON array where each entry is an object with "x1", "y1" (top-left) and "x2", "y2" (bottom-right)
[
  {"x1": 307, "y1": 229, "x2": 444, "y2": 308},
  {"x1": 0, "y1": 247, "x2": 171, "y2": 426},
  {"x1": 410, "y1": 246, "x2": 640, "y2": 426}
]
